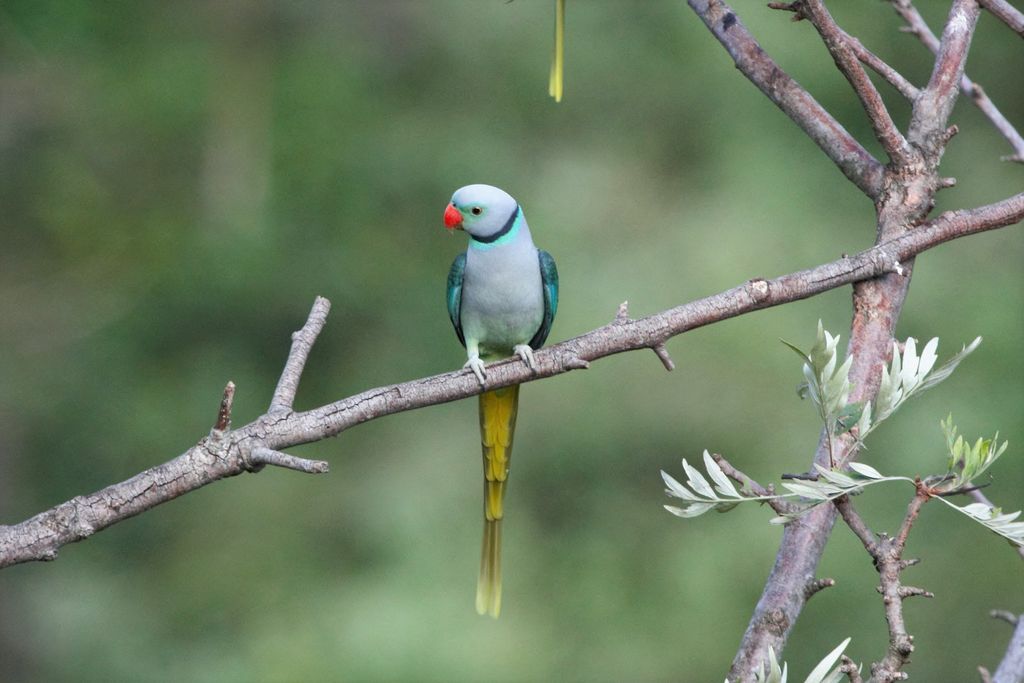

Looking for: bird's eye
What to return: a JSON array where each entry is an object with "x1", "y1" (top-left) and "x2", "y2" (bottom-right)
[{"x1": 471, "y1": 207, "x2": 482, "y2": 215}]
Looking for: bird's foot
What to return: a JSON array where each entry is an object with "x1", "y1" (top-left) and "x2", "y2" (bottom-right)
[
  {"x1": 464, "y1": 355, "x2": 487, "y2": 387},
  {"x1": 513, "y1": 344, "x2": 537, "y2": 372}
]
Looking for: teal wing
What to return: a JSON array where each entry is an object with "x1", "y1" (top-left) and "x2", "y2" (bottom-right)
[
  {"x1": 447, "y1": 252, "x2": 467, "y2": 347},
  {"x1": 528, "y1": 249, "x2": 558, "y2": 349}
]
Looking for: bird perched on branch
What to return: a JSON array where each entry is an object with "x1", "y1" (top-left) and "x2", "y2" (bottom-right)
[{"x1": 443, "y1": 184, "x2": 559, "y2": 617}]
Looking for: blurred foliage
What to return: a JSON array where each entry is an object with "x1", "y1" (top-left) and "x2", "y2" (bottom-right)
[{"x1": 0, "y1": 1, "x2": 1022, "y2": 681}]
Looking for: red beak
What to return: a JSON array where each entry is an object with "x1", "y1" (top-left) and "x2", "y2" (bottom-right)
[{"x1": 444, "y1": 203, "x2": 463, "y2": 230}]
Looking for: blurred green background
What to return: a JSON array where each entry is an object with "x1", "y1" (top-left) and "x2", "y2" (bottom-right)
[{"x1": 1, "y1": 1, "x2": 1021, "y2": 681}]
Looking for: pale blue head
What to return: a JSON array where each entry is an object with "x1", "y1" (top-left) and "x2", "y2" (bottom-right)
[{"x1": 443, "y1": 184, "x2": 521, "y2": 242}]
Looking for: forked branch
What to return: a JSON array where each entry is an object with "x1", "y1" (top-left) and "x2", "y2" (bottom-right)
[
  {"x1": 893, "y1": 0, "x2": 1024, "y2": 162},
  {"x1": 687, "y1": 0, "x2": 885, "y2": 198},
  {"x1": 835, "y1": 484, "x2": 934, "y2": 683}
]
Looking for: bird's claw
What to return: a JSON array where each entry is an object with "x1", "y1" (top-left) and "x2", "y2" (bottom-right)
[
  {"x1": 464, "y1": 355, "x2": 487, "y2": 387},
  {"x1": 514, "y1": 344, "x2": 537, "y2": 372}
]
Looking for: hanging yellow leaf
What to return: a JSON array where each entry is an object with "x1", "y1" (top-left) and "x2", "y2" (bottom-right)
[{"x1": 548, "y1": 0, "x2": 565, "y2": 102}]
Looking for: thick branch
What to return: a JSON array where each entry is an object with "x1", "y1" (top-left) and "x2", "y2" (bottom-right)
[
  {"x1": 1, "y1": 197, "x2": 1020, "y2": 570},
  {"x1": 687, "y1": 0, "x2": 886, "y2": 198},
  {"x1": 910, "y1": 0, "x2": 981, "y2": 156}
]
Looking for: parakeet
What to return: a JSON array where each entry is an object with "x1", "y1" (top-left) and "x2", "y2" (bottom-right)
[{"x1": 443, "y1": 184, "x2": 559, "y2": 618}]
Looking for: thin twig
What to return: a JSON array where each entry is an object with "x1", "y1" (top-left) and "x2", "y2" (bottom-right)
[
  {"x1": 991, "y1": 610, "x2": 1019, "y2": 626},
  {"x1": 804, "y1": 576, "x2": 836, "y2": 600},
  {"x1": 652, "y1": 343, "x2": 675, "y2": 371},
  {"x1": 614, "y1": 300, "x2": 630, "y2": 323},
  {"x1": 893, "y1": 0, "x2": 1024, "y2": 162},
  {"x1": 979, "y1": 0, "x2": 1024, "y2": 36},
  {"x1": 710, "y1": 452, "x2": 795, "y2": 515},
  {"x1": 845, "y1": 32, "x2": 920, "y2": 101},
  {"x1": 836, "y1": 485, "x2": 933, "y2": 682},
  {"x1": 687, "y1": 0, "x2": 886, "y2": 198},
  {"x1": 269, "y1": 295, "x2": 331, "y2": 414},
  {"x1": 834, "y1": 495, "x2": 879, "y2": 551},
  {"x1": 893, "y1": 479, "x2": 929, "y2": 551},
  {"x1": 213, "y1": 381, "x2": 235, "y2": 433},
  {"x1": 249, "y1": 446, "x2": 329, "y2": 474},
  {"x1": 802, "y1": 0, "x2": 916, "y2": 165},
  {"x1": 841, "y1": 655, "x2": 864, "y2": 683}
]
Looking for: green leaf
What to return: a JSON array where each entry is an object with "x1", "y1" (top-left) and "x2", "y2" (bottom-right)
[
  {"x1": 662, "y1": 470, "x2": 699, "y2": 501},
  {"x1": 662, "y1": 455, "x2": 779, "y2": 517},
  {"x1": 834, "y1": 402, "x2": 864, "y2": 434},
  {"x1": 780, "y1": 338, "x2": 811, "y2": 365},
  {"x1": 900, "y1": 337, "x2": 920, "y2": 393},
  {"x1": 781, "y1": 481, "x2": 837, "y2": 500},
  {"x1": 938, "y1": 416, "x2": 1009, "y2": 490},
  {"x1": 683, "y1": 459, "x2": 715, "y2": 499},
  {"x1": 754, "y1": 646, "x2": 787, "y2": 683},
  {"x1": 814, "y1": 464, "x2": 858, "y2": 488},
  {"x1": 917, "y1": 336, "x2": 982, "y2": 392},
  {"x1": 938, "y1": 498, "x2": 1024, "y2": 546},
  {"x1": 848, "y1": 462, "x2": 883, "y2": 479},
  {"x1": 918, "y1": 337, "x2": 939, "y2": 378},
  {"x1": 749, "y1": 638, "x2": 853, "y2": 683},
  {"x1": 803, "y1": 638, "x2": 851, "y2": 683},
  {"x1": 704, "y1": 450, "x2": 740, "y2": 498},
  {"x1": 664, "y1": 502, "x2": 716, "y2": 518},
  {"x1": 871, "y1": 336, "x2": 982, "y2": 432},
  {"x1": 854, "y1": 400, "x2": 872, "y2": 438}
]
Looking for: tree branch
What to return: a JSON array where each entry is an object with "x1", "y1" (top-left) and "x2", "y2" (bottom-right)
[
  {"x1": 991, "y1": 611, "x2": 1024, "y2": 683},
  {"x1": 910, "y1": 0, "x2": 981, "y2": 156},
  {"x1": 835, "y1": 485, "x2": 934, "y2": 682},
  {"x1": 979, "y1": 0, "x2": 1024, "y2": 36},
  {"x1": 1, "y1": 196, "x2": 1020, "y2": 570},
  {"x1": 687, "y1": 0, "x2": 886, "y2": 198},
  {"x1": 728, "y1": 4, "x2": 997, "y2": 670},
  {"x1": 269, "y1": 295, "x2": 330, "y2": 414},
  {"x1": 728, "y1": 191, "x2": 1022, "y2": 680}
]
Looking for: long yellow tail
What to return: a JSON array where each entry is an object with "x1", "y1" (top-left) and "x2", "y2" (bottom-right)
[{"x1": 476, "y1": 385, "x2": 520, "y2": 618}]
